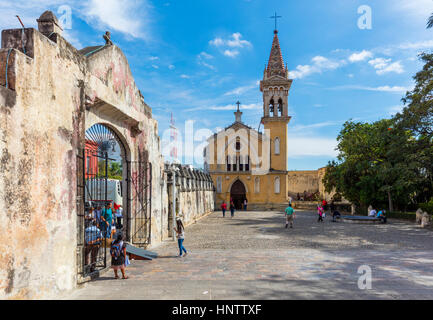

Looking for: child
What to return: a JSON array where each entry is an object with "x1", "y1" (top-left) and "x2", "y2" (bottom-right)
[
  {"x1": 317, "y1": 205, "x2": 324, "y2": 222},
  {"x1": 173, "y1": 218, "x2": 187, "y2": 257},
  {"x1": 110, "y1": 234, "x2": 128, "y2": 279},
  {"x1": 230, "y1": 201, "x2": 235, "y2": 218}
]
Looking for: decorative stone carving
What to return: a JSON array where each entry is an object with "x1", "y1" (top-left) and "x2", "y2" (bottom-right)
[
  {"x1": 421, "y1": 212, "x2": 432, "y2": 228},
  {"x1": 416, "y1": 208, "x2": 424, "y2": 224}
]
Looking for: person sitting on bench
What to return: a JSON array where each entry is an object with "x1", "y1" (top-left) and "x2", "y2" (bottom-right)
[
  {"x1": 376, "y1": 209, "x2": 387, "y2": 224},
  {"x1": 330, "y1": 201, "x2": 341, "y2": 222},
  {"x1": 332, "y1": 210, "x2": 341, "y2": 222}
]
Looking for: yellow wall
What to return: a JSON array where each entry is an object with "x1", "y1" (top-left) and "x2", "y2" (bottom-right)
[
  {"x1": 212, "y1": 172, "x2": 288, "y2": 207},
  {"x1": 263, "y1": 119, "x2": 289, "y2": 171}
]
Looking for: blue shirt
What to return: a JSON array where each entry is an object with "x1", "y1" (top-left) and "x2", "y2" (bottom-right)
[
  {"x1": 85, "y1": 226, "x2": 103, "y2": 244},
  {"x1": 285, "y1": 207, "x2": 294, "y2": 215},
  {"x1": 102, "y1": 208, "x2": 113, "y2": 223}
]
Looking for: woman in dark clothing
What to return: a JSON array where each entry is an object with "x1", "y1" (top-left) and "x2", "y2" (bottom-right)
[
  {"x1": 110, "y1": 234, "x2": 128, "y2": 279},
  {"x1": 230, "y1": 201, "x2": 235, "y2": 218}
]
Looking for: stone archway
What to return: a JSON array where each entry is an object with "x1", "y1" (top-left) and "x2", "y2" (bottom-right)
[{"x1": 230, "y1": 179, "x2": 246, "y2": 210}]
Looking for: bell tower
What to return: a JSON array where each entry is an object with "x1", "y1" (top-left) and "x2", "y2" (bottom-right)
[{"x1": 260, "y1": 28, "x2": 292, "y2": 172}]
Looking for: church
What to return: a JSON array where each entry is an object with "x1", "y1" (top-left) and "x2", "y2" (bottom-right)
[{"x1": 204, "y1": 27, "x2": 331, "y2": 210}]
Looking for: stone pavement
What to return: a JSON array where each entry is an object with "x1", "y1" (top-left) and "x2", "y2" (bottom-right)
[{"x1": 63, "y1": 210, "x2": 433, "y2": 300}]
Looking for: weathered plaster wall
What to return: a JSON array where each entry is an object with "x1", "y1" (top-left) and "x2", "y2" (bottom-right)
[
  {"x1": 0, "y1": 29, "x2": 86, "y2": 299},
  {"x1": 166, "y1": 164, "x2": 215, "y2": 231},
  {"x1": 0, "y1": 22, "x2": 179, "y2": 299}
]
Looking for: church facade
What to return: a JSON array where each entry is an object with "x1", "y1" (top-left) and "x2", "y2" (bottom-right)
[{"x1": 204, "y1": 29, "x2": 332, "y2": 210}]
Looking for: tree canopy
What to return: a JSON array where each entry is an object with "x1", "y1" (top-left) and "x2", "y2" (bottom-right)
[{"x1": 323, "y1": 53, "x2": 433, "y2": 211}]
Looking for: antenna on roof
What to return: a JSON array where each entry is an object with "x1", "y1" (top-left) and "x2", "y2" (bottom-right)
[{"x1": 16, "y1": 15, "x2": 25, "y2": 28}]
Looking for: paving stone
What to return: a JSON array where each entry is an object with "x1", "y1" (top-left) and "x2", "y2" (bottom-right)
[{"x1": 62, "y1": 210, "x2": 433, "y2": 300}]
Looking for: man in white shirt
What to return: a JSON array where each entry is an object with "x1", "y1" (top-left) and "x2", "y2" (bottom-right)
[
  {"x1": 116, "y1": 206, "x2": 123, "y2": 229},
  {"x1": 369, "y1": 208, "x2": 376, "y2": 217}
]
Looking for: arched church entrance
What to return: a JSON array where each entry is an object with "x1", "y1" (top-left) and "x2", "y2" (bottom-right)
[{"x1": 230, "y1": 179, "x2": 246, "y2": 210}]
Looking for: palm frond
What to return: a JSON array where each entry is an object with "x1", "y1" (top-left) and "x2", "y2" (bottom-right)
[{"x1": 427, "y1": 13, "x2": 433, "y2": 29}]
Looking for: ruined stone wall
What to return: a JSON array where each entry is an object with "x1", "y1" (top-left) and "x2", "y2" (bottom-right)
[{"x1": 287, "y1": 170, "x2": 320, "y2": 197}]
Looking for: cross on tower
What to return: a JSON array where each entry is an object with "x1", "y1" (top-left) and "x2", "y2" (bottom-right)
[
  {"x1": 236, "y1": 101, "x2": 241, "y2": 111},
  {"x1": 270, "y1": 12, "x2": 282, "y2": 32}
]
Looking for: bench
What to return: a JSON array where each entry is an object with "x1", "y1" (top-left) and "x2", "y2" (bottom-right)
[{"x1": 340, "y1": 215, "x2": 385, "y2": 224}]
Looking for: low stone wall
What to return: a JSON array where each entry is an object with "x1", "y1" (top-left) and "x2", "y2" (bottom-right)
[{"x1": 165, "y1": 164, "x2": 215, "y2": 231}]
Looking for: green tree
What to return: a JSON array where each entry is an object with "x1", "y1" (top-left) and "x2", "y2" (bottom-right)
[
  {"x1": 428, "y1": 13, "x2": 433, "y2": 29},
  {"x1": 324, "y1": 53, "x2": 433, "y2": 211}
]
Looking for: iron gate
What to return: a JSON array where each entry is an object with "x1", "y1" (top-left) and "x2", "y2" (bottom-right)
[
  {"x1": 77, "y1": 148, "x2": 114, "y2": 276},
  {"x1": 126, "y1": 159, "x2": 152, "y2": 246}
]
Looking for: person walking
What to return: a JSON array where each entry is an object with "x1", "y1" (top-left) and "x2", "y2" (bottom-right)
[
  {"x1": 115, "y1": 205, "x2": 123, "y2": 229},
  {"x1": 101, "y1": 202, "x2": 113, "y2": 239},
  {"x1": 110, "y1": 233, "x2": 128, "y2": 279},
  {"x1": 230, "y1": 201, "x2": 235, "y2": 218},
  {"x1": 317, "y1": 204, "x2": 324, "y2": 223},
  {"x1": 84, "y1": 220, "x2": 103, "y2": 273},
  {"x1": 243, "y1": 198, "x2": 248, "y2": 211},
  {"x1": 173, "y1": 218, "x2": 187, "y2": 257},
  {"x1": 285, "y1": 203, "x2": 296, "y2": 228},
  {"x1": 221, "y1": 201, "x2": 227, "y2": 217}
]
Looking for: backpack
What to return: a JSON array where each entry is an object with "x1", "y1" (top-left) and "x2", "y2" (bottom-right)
[{"x1": 110, "y1": 241, "x2": 123, "y2": 259}]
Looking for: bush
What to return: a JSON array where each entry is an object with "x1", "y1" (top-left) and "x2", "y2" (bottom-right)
[
  {"x1": 386, "y1": 211, "x2": 416, "y2": 221},
  {"x1": 419, "y1": 199, "x2": 433, "y2": 215}
]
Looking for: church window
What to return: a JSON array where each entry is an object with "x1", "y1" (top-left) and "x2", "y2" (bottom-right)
[
  {"x1": 254, "y1": 177, "x2": 260, "y2": 193},
  {"x1": 226, "y1": 155, "x2": 231, "y2": 172},
  {"x1": 232, "y1": 155, "x2": 237, "y2": 172},
  {"x1": 245, "y1": 156, "x2": 250, "y2": 171},
  {"x1": 275, "y1": 137, "x2": 280, "y2": 155},
  {"x1": 239, "y1": 155, "x2": 244, "y2": 171},
  {"x1": 274, "y1": 177, "x2": 280, "y2": 194},
  {"x1": 217, "y1": 177, "x2": 222, "y2": 193}
]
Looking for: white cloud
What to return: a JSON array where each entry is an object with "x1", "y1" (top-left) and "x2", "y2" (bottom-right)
[
  {"x1": 151, "y1": 64, "x2": 159, "y2": 69},
  {"x1": 392, "y1": 0, "x2": 433, "y2": 19},
  {"x1": 168, "y1": 64, "x2": 175, "y2": 70},
  {"x1": 223, "y1": 49, "x2": 239, "y2": 58},
  {"x1": 224, "y1": 81, "x2": 258, "y2": 96},
  {"x1": 0, "y1": 0, "x2": 152, "y2": 43},
  {"x1": 180, "y1": 74, "x2": 190, "y2": 79},
  {"x1": 209, "y1": 33, "x2": 252, "y2": 58},
  {"x1": 197, "y1": 52, "x2": 216, "y2": 71},
  {"x1": 286, "y1": 136, "x2": 338, "y2": 158},
  {"x1": 388, "y1": 105, "x2": 404, "y2": 115},
  {"x1": 349, "y1": 50, "x2": 373, "y2": 62},
  {"x1": 398, "y1": 40, "x2": 433, "y2": 50},
  {"x1": 331, "y1": 85, "x2": 410, "y2": 93},
  {"x1": 368, "y1": 58, "x2": 404, "y2": 75},
  {"x1": 149, "y1": 56, "x2": 159, "y2": 61},
  {"x1": 84, "y1": 0, "x2": 151, "y2": 39},
  {"x1": 198, "y1": 51, "x2": 213, "y2": 59},
  {"x1": 185, "y1": 103, "x2": 261, "y2": 112},
  {"x1": 290, "y1": 56, "x2": 345, "y2": 79},
  {"x1": 209, "y1": 32, "x2": 252, "y2": 48}
]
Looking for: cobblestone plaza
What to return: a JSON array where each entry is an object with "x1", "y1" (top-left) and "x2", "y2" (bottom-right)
[{"x1": 65, "y1": 210, "x2": 433, "y2": 300}]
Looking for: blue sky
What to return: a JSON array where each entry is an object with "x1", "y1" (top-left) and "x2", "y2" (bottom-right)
[{"x1": 1, "y1": 0, "x2": 433, "y2": 169}]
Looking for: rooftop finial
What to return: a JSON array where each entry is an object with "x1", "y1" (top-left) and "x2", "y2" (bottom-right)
[
  {"x1": 234, "y1": 101, "x2": 243, "y2": 122},
  {"x1": 270, "y1": 12, "x2": 282, "y2": 33}
]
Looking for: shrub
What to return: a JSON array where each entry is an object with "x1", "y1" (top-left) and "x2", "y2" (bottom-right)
[{"x1": 419, "y1": 199, "x2": 433, "y2": 215}]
